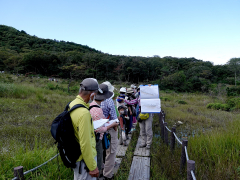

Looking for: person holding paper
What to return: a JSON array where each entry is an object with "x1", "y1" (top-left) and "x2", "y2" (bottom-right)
[
  {"x1": 89, "y1": 84, "x2": 118, "y2": 177},
  {"x1": 100, "y1": 82, "x2": 118, "y2": 180}
]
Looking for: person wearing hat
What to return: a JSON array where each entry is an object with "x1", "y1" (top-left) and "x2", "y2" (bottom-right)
[
  {"x1": 116, "y1": 87, "x2": 127, "y2": 108},
  {"x1": 89, "y1": 84, "x2": 119, "y2": 178},
  {"x1": 131, "y1": 84, "x2": 137, "y2": 94},
  {"x1": 125, "y1": 88, "x2": 137, "y2": 136},
  {"x1": 100, "y1": 81, "x2": 118, "y2": 180},
  {"x1": 69, "y1": 78, "x2": 102, "y2": 180}
]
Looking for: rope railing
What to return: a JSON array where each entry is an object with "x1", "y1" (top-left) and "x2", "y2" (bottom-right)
[
  {"x1": 12, "y1": 153, "x2": 59, "y2": 180},
  {"x1": 173, "y1": 132, "x2": 182, "y2": 145},
  {"x1": 185, "y1": 146, "x2": 189, "y2": 161},
  {"x1": 191, "y1": 170, "x2": 196, "y2": 180},
  {"x1": 159, "y1": 111, "x2": 196, "y2": 180},
  {"x1": 165, "y1": 126, "x2": 171, "y2": 132}
]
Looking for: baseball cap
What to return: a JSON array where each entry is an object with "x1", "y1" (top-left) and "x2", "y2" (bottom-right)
[{"x1": 80, "y1": 78, "x2": 103, "y2": 93}]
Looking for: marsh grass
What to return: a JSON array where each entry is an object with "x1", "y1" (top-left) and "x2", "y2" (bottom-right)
[
  {"x1": 1, "y1": 74, "x2": 240, "y2": 179},
  {"x1": 150, "y1": 91, "x2": 240, "y2": 179},
  {"x1": 0, "y1": 74, "x2": 77, "y2": 179}
]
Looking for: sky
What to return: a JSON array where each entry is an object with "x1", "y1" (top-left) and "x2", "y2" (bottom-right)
[{"x1": 0, "y1": 0, "x2": 240, "y2": 65}]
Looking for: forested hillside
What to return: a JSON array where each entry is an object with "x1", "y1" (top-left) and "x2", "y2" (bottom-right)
[{"x1": 0, "y1": 25, "x2": 239, "y2": 92}]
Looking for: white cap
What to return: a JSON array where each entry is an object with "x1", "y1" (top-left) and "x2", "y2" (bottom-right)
[{"x1": 120, "y1": 87, "x2": 126, "y2": 93}]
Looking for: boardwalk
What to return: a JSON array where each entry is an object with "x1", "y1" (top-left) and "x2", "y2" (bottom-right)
[
  {"x1": 128, "y1": 156, "x2": 150, "y2": 180},
  {"x1": 134, "y1": 137, "x2": 150, "y2": 157},
  {"x1": 99, "y1": 123, "x2": 151, "y2": 180},
  {"x1": 99, "y1": 133, "x2": 134, "y2": 180},
  {"x1": 128, "y1": 136, "x2": 151, "y2": 180}
]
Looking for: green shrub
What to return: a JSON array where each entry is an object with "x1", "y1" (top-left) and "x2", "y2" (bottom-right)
[
  {"x1": 70, "y1": 85, "x2": 79, "y2": 93},
  {"x1": 46, "y1": 83, "x2": 55, "y2": 90},
  {"x1": 220, "y1": 104, "x2": 230, "y2": 111},
  {"x1": 207, "y1": 103, "x2": 230, "y2": 111},
  {"x1": 178, "y1": 100, "x2": 187, "y2": 104},
  {"x1": 227, "y1": 97, "x2": 240, "y2": 108},
  {"x1": 213, "y1": 103, "x2": 222, "y2": 110},
  {"x1": 160, "y1": 97, "x2": 170, "y2": 101},
  {"x1": 226, "y1": 86, "x2": 240, "y2": 96},
  {"x1": 206, "y1": 103, "x2": 214, "y2": 109}
]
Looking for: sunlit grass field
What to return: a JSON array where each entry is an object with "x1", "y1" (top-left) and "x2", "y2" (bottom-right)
[
  {"x1": 1, "y1": 73, "x2": 240, "y2": 179},
  {"x1": 151, "y1": 91, "x2": 240, "y2": 180}
]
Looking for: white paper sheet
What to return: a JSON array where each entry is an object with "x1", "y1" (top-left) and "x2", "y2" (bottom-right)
[
  {"x1": 93, "y1": 119, "x2": 109, "y2": 130},
  {"x1": 141, "y1": 99, "x2": 161, "y2": 113},
  {"x1": 104, "y1": 119, "x2": 119, "y2": 127},
  {"x1": 140, "y1": 85, "x2": 159, "y2": 99}
]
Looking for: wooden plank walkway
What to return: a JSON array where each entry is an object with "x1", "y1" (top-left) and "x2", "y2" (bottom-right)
[
  {"x1": 116, "y1": 134, "x2": 132, "y2": 157},
  {"x1": 128, "y1": 156, "x2": 151, "y2": 180},
  {"x1": 99, "y1": 130, "x2": 134, "y2": 179},
  {"x1": 134, "y1": 137, "x2": 150, "y2": 157},
  {"x1": 128, "y1": 134, "x2": 151, "y2": 179}
]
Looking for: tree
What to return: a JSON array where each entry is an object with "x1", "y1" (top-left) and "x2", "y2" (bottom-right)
[
  {"x1": 227, "y1": 58, "x2": 240, "y2": 86},
  {"x1": 3, "y1": 55, "x2": 23, "y2": 74},
  {"x1": 61, "y1": 64, "x2": 86, "y2": 92}
]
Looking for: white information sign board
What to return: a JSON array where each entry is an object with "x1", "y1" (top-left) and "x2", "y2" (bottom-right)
[
  {"x1": 140, "y1": 85, "x2": 161, "y2": 113},
  {"x1": 141, "y1": 99, "x2": 161, "y2": 113},
  {"x1": 140, "y1": 85, "x2": 159, "y2": 99}
]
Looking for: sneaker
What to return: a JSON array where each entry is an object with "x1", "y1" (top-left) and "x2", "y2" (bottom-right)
[
  {"x1": 146, "y1": 145, "x2": 151, "y2": 149},
  {"x1": 139, "y1": 144, "x2": 146, "y2": 148}
]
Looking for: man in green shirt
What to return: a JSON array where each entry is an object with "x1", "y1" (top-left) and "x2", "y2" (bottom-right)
[{"x1": 70, "y1": 78, "x2": 102, "y2": 180}]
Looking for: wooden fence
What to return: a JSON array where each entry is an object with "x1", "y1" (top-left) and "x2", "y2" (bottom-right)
[
  {"x1": 12, "y1": 154, "x2": 59, "y2": 180},
  {"x1": 159, "y1": 111, "x2": 196, "y2": 180}
]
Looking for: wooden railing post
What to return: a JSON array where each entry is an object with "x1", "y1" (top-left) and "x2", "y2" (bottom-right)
[
  {"x1": 160, "y1": 112, "x2": 164, "y2": 141},
  {"x1": 164, "y1": 122, "x2": 168, "y2": 145},
  {"x1": 14, "y1": 166, "x2": 24, "y2": 180},
  {"x1": 170, "y1": 126, "x2": 176, "y2": 151},
  {"x1": 180, "y1": 140, "x2": 188, "y2": 172},
  {"x1": 159, "y1": 112, "x2": 163, "y2": 128},
  {"x1": 187, "y1": 160, "x2": 195, "y2": 180}
]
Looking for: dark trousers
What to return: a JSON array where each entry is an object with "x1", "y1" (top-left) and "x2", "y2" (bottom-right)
[{"x1": 126, "y1": 115, "x2": 133, "y2": 134}]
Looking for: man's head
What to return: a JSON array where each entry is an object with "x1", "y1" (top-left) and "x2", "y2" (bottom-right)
[{"x1": 79, "y1": 78, "x2": 102, "y2": 104}]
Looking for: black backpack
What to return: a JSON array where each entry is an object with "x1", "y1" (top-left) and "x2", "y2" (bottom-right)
[{"x1": 51, "y1": 102, "x2": 89, "y2": 168}]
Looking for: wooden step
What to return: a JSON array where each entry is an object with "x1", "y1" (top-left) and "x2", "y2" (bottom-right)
[
  {"x1": 134, "y1": 137, "x2": 150, "y2": 157},
  {"x1": 128, "y1": 156, "x2": 150, "y2": 180}
]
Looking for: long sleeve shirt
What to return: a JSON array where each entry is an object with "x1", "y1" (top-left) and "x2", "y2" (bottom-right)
[
  {"x1": 101, "y1": 98, "x2": 117, "y2": 120},
  {"x1": 124, "y1": 98, "x2": 139, "y2": 105},
  {"x1": 69, "y1": 95, "x2": 97, "y2": 171}
]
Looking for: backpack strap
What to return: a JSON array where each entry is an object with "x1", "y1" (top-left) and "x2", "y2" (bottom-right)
[
  {"x1": 64, "y1": 102, "x2": 72, "y2": 111},
  {"x1": 89, "y1": 105, "x2": 100, "y2": 110},
  {"x1": 69, "y1": 104, "x2": 86, "y2": 113},
  {"x1": 67, "y1": 103, "x2": 92, "y2": 124}
]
